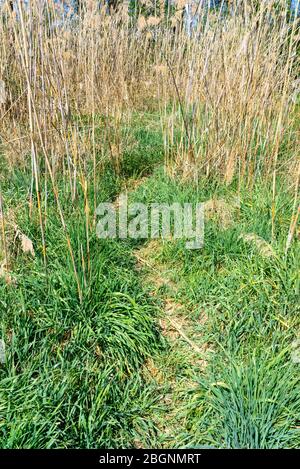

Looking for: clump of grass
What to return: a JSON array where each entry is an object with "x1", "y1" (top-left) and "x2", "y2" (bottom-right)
[
  {"x1": 0, "y1": 171, "x2": 164, "y2": 448},
  {"x1": 183, "y1": 353, "x2": 300, "y2": 449}
]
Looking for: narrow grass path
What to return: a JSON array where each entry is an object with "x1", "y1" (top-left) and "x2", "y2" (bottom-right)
[
  {"x1": 113, "y1": 176, "x2": 210, "y2": 448},
  {"x1": 134, "y1": 240, "x2": 209, "y2": 448}
]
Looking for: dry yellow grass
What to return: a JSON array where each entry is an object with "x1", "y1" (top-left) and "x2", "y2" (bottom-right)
[
  {"x1": 0, "y1": 1, "x2": 297, "y2": 183},
  {"x1": 0, "y1": 1, "x2": 298, "y2": 262}
]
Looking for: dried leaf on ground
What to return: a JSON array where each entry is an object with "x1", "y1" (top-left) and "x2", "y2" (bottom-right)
[
  {"x1": 0, "y1": 80, "x2": 6, "y2": 105},
  {"x1": 20, "y1": 233, "x2": 35, "y2": 257},
  {"x1": 0, "y1": 261, "x2": 12, "y2": 284},
  {"x1": 0, "y1": 339, "x2": 5, "y2": 364},
  {"x1": 13, "y1": 225, "x2": 35, "y2": 258}
]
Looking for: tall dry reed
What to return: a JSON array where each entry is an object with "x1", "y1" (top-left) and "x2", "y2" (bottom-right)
[{"x1": 0, "y1": 0, "x2": 298, "y2": 293}]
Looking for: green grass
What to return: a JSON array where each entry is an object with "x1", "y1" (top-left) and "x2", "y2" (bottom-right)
[
  {"x1": 0, "y1": 113, "x2": 299, "y2": 448},
  {"x1": 184, "y1": 353, "x2": 300, "y2": 449},
  {"x1": 0, "y1": 210, "x2": 164, "y2": 447},
  {"x1": 0, "y1": 128, "x2": 165, "y2": 447},
  {"x1": 127, "y1": 169, "x2": 300, "y2": 448}
]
